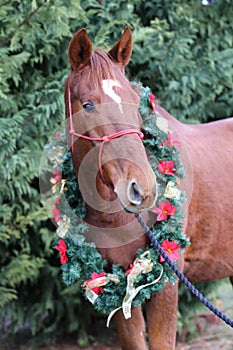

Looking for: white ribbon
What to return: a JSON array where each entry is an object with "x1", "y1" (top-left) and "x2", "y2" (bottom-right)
[
  {"x1": 164, "y1": 181, "x2": 181, "y2": 200},
  {"x1": 107, "y1": 251, "x2": 163, "y2": 327}
]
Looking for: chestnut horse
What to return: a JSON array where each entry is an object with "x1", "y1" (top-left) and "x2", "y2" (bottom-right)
[{"x1": 65, "y1": 27, "x2": 233, "y2": 350}]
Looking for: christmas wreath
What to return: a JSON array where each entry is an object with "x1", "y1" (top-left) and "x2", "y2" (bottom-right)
[{"x1": 46, "y1": 83, "x2": 190, "y2": 324}]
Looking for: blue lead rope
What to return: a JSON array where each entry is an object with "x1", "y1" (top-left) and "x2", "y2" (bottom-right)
[{"x1": 135, "y1": 213, "x2": 233, "y2": 328}]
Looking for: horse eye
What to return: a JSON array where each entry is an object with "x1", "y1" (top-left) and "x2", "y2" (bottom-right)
[{"x1": 83, "y1": 101, "x2": 95, "y2": 113}]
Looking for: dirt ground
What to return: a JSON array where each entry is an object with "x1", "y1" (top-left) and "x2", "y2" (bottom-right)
[
  {"x1": 20, "y1": 317, "x2": 233, "y2": 350},
  {"x1": 2, "y1": 319, "x2": 233, "y2": 350},
  {"x1": 2, "y1": 282, "x2": 233, "y2": 350}
]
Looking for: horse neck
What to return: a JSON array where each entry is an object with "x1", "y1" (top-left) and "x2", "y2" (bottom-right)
[{"x1": 85, "y1": 202, "x2": 133, "y2": 229}]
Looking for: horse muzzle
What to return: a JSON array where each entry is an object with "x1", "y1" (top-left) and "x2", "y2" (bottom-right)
[{"x1": 114, "y1": 176, "x2": 158, "y2": 214}]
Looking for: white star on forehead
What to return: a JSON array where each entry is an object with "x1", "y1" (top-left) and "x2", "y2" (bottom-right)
[{"x1": 102, "y1": 79, "x2": 123, "y2": 113}]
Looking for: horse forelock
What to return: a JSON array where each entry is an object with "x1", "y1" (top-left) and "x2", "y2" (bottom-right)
[
  {"x1": 90, "y1": 49, "x2": 116, "y2": 83},
  {"x1": 68, "y1": 49, "x2": 118, "y2": 97}
]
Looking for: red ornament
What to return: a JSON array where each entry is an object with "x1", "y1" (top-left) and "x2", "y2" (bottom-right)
[
  {"x1": 149, "y1": 92, "x2": 156, "y2": 115},
  {"x1": 50, "y1": 170, "x2": 62, "y2": 184},
  {"x1": 85, "y1": 272, "x2": 106, "y2": 295},
  {"x1": 55, "y1": 239, "x2": 68, "y2": 264},
  {"x1": 52, "y1": 199, "x2": 61, "y2": 222},
  {"x1": 125, "y1": 264, "x2": 135, "y2": 275}
]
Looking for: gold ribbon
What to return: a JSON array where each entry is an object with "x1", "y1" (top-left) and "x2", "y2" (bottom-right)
[
  {"x1": 164, "y1": 181, "x2": 181, "y2": 200},
  {"x1": 106, "y1": 251, "x2": 163, "y2": 327},
  {"x1": 83, "y1": 274, "x2": 120, "y2": 304},
  {"x1": 56, "y1": 215, "x2": 70, "y2": 238},
  {"x1": 51, "y1": 179, "x2": 67, "y2": 194}
]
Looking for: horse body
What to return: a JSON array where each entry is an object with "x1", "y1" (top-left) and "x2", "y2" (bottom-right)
[
  {"x1": 180, "y1": 118, "x2": 233, "y2": 282},
  {"x1": 155, "y1": 104, "x2": 233, "y2": 282},
  {"x1": 65, "y1": 27, "x2": 233, "y2": 350}
]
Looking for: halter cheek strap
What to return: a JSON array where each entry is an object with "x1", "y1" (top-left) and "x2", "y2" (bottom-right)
[{"x1": 67, "y1": 84, "x2": 144, "y2": 183}]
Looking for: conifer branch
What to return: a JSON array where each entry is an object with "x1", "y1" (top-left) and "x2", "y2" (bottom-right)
[{"x1": 0, "y1": 3, "x2": 43, "y2": 49}]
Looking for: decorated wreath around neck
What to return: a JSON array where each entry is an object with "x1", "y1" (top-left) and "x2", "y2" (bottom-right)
[{"x1": 48, "y1": 83, "x2": 190, "y2": 325}]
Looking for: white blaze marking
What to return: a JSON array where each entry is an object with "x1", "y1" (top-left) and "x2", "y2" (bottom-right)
[{"x1": 102, "y1": 79, "x2": 123, "y2": 113}]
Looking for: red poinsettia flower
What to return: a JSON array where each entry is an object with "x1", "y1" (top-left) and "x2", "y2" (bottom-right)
[
  {"x1": 149, "y1": 92, "x2": 156, "y2": 114},
  {"x1": 55, "y1": 239, "x2": 68, "y2": 264},
  {"x1": 158, "y1": 160, "x2": 177, "y2": 176},
  {"x1": 160, "y1": 240, "x2": 181, "y2": 262},
  {"x1": 125, "y1": 264, "x2": 135, "y2": 275},
  {"x1": 52, "y1": 199, "x2": 61, "y2": 222},
  {"x1": 85, "y1": 272, "x2": 106, "y2": 295},
  {"x1": 153, "y1": 200, "x2": 176, "y2": 221},
  {"x1": 160, "y1": 132, "x2": 181, "y2": 147}
]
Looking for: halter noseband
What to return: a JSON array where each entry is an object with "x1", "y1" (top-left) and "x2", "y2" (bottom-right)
[{"x1": 67, "y1": 84, "x2": 144, "y2": 183}]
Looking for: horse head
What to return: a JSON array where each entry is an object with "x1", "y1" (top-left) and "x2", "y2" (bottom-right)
[{"x1": 65, "y1": 28, "x2": 157, "y2": 214}]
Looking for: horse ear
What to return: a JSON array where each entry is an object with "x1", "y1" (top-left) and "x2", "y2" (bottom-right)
[
  {"x1": 68, "y1": 28, "x2": 92, "y2": 71},
  {"x1": 108, "y1": 27, "x2": 132, "y2": 67}
]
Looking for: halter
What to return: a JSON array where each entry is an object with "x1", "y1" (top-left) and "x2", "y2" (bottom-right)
[{"x1": 67, "y1": 84, "x2": 144, "y2": 183}]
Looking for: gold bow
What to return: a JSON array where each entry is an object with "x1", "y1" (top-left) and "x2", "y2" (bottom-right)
[
  {"x1": 83, "y1": 274, "x2": 120, "y2": 304},
  {"x1": 51, "y1": 179, "x2": 67, "y2": 194},
  {"x1": 107, "y1": 251, "x2": 163, "y2": 327},
  {"x1": 56, "y1": 215, "x2": 70, "y2": 238},
  {"x1": 164, "y1": 181, "x2": 181, "y2": 200}
]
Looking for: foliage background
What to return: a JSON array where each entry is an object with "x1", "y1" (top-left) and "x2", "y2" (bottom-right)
[{"x1": 0, "y1": 0, "x2": 232, "y2": 346}]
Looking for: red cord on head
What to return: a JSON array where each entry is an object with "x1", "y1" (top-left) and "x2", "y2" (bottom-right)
[{"x1": 67, "y1": 84, "x2": 144, "y2": 183}]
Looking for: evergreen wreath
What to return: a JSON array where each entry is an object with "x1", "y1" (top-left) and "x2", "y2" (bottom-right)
[{"x1": 48, "y1": 83, "x2": 190, "y2": 322}]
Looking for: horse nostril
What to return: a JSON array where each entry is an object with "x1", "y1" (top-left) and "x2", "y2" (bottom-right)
[{"x1": 127, "y1": 180, "x2": 143, "y2": 206}]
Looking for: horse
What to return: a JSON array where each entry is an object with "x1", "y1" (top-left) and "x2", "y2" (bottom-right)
[{"x1": 65, "y1": 27, "x2": 233, "y2": 350}]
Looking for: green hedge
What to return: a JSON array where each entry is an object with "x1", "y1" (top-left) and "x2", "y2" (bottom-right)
[{"x1": 0, "y1": 0, "x2": 232, "y2": 346}]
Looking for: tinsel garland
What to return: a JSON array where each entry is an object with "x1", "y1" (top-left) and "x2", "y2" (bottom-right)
[{"x1": 48, "y1": 83, "x2": 190, "y2": 319}]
